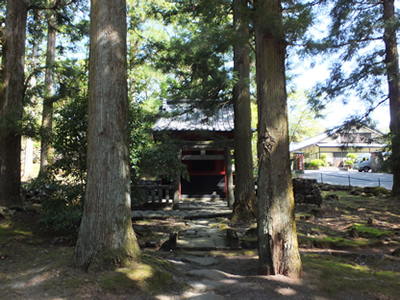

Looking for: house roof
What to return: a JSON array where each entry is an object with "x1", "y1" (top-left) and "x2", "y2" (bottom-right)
[
  {"x1": 290, "y1": 133, "x2": 328, "y2": 152},
  {"x1": 152, "y1": 102, "x2": 234, "y2": 133},
  {"x1": 289, "y1": 126, "x2": 386, "y2": 152},
  {"x1": 316, "y1": 143, "x2": 384, "y2": 148}
]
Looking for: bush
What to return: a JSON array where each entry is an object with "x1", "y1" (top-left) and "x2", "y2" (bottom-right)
[
  {"x1": 346, "y1": 153, "x2": 358, "y2": 160},
  {"x1": 310, "y1": 159, "x2": 325, "y2": 168},
  {"x1": 28, "y1": 171, "x2": 84, "y2": 235},
  {"x1": 344, "y1": 160, "x2": 354, "y2": 166}
]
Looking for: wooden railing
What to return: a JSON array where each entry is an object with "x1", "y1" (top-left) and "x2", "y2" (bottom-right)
[{"x1": 138, "y1": 183, "x2": 174, "y2": 204}]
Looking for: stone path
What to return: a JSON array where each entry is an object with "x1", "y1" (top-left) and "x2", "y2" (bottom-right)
[
  {"x1": 158, "y1": 253, "x2": 240, "y2": 300},
  {"x1": 131, "y1": 198, "x2": 232, "y2": 220},
  {"x1": 132, "y1": 198, "x2": 235, "y2": 251},
  {"x1": 132, "y1": 198, "x2": 240, "y2": 299},
  {"x1": 176, "y1": 219, "x2": 232, "y2": 250}
]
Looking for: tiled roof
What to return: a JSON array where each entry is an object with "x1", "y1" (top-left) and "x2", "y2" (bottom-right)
[
  {"x1": 289, "y1": 129, "x2": 385, "y2": 152},
  {"x1": 289, "y1": 133, "x2": 328, "y2": 152},
  {"x1": 153, "y1": 103, "x2": 234, "y2": 133}
]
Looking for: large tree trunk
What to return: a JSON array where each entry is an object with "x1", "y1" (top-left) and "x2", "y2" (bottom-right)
[
  {"x1": 73, "y1": 0, "x2": 140, "y2": 270},
  {"x1": 383, "y1": 0, "x2": 400, "y2": 196},
  {"x1": 40, "y1": 8, "x2": 57, "y2": 172},
  {"x1": 24, "y1": 11, "x2": 41, "y2": 181},
  {"x1": 0, "y1": 0, "x2": 28, "y2": 208},
  {"x1": 254, "y1": 0, "x2": 302, "y2": 277},
  {"x1": 231, "y1": 0, "x2": 257, "y2": 221}
]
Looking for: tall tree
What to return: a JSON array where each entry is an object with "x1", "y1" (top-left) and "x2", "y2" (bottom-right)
[
  {"x1": 40, "y1": 4, "x2": 57, "y2": 172},
  {"x1": 255, "y1": 0, "x2": 302, "y2": 277},
  {"x1": 383, "y1": 0, "x2": 400, "y2": 195},
  {"x1": 148, "y1": 0, "x2": 233, "y2": 112},
  {"x1": 23, "y1": 10, "x2": 43, "y2": 180},
  {"x1": 0, "y1": 0, "x2": 29, "y2": 208},
  {"x1": 308, "y1": 0, "x2": 400, "y2": 195},
  {"x1": 231, "y1": 0, "x2": 257, "y2": 220},
  {"x1": 73, "y1": 0, "x2": 140, "y2": 270}
]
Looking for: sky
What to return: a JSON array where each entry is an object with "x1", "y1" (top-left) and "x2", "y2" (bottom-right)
[
  {"x1": 291, "y1": 62, "x2": 391, "y2": 133},
  {"x1": 288, "y1": 3, "x2": 393, "y2": 134}
]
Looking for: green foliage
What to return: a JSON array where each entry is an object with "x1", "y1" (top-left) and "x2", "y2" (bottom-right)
[
  {"x1": 306, "y1": 0, "x2": 398, "y2": 130},
  {"x1": 344, "y1": 160, "x2": 353, "y2": 166},
  {"x1": 29, "y1": 172, "x2": 84, "y2": 234},
  {"x1": 138, "y1": 137, "x2": 188, "y2": 181},
  {"x1": 288, "y1": 90, "x2": 324, "y2": 143},
  {"x1": 29, "y1": 62, "x2": 89, "y2": 234},
  {"x1": 310, "y1": 159, "x2": 325, "y2": 168},
  {"x1": 52, "y1": 94, "x2": 88, "y2": 182},
  {"x1": 346, "y1": 153, "x2": 358, "y2": 160},
  {"x1": 143, "y1": 0, "x2": 234, "y2": 113},
  {"x1": 350, "y1": 223, "x2": 391, "y2": 239}
]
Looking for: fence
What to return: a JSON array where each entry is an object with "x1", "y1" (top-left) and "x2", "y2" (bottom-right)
[
  {"x1": 139, "y1": 184, "x2": 174, "y2": 203},
  {"x1": 296, "y1": 172, "x2": 393, "y2": 190}
]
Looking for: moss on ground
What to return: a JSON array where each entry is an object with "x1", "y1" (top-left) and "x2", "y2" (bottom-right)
[
  {"x1": 98, "y1": 254, "x2": 184, "y2": 295},
  {"x1": 302, "y1": 253, "x2": 400, "y2": 299}
]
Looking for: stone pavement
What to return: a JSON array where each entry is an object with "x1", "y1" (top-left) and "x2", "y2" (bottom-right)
[
  {"x1": 131, "y1": 198, "x2": 232, "y2": 220},
  {"x1": 175, "y1": 219, "x2": 233, "y2": 250},
  {"x1": 132, "y1": 198, "x2": 237, "y2": 251}
]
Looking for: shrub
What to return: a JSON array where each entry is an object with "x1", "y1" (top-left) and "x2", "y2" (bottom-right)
[
  {"x1": 310, "y1": 159, "x2": 325, "y2": 168},
  {"x1": 28, "y1": 171, "x2": 84, "y2": 235},
  {"x1": 344, "y1": 160, "x2": 354, "y2": 166},
  {"x1": 346, "y1": 153, "x2": 358, "y2": 160}
]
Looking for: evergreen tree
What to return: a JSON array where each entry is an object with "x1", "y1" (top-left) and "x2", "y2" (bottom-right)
[
  {"x1": 308, "y1": 0, "x2": 400, "y2": 195},
  {"x1": 0, "y1": 0, "x2": 29, "y2": 208},
  {"x1": 147, "y1": 0, "x2": 233, "y2": 113},
  {"x1": 38, "y1": 0, "x2": 88, "y2": 172},
  {"x1": 231, "y1": 0, "x2": 257, "y2": 220},
  {"x1": 40, "y1": 2, "x2": 57, "y2": 172},
  {"x1": 73, "y1": 0, "x2": 140, "y2": 270},
  {"x1": 254, "y1": 0, "x2": 311, "y2": 277}
]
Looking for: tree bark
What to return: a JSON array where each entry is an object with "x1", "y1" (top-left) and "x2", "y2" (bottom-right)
[
  {"x1": 231, "y1": 0, "x2": 257, "y2": 221},
  {"x1": 73, "y1": 0, "x2": 140, "y2": 270},
  {"x1": 225, "y1": 146, "x2": 235, "y2": 207},
  {"x1": 254, "y1": 0, "x2": 302, "y2": 277},
  {"x1": 0, "y1": 0, "x2": 28, "y2": 208},
  {"x1": 40, "y1": 7, "x2": 57, "y2": 172},
  {"x1": 382, "y1": 0, "x2": 400, "y2": 196}
]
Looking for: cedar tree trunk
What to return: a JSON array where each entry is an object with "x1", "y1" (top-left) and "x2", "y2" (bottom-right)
[
  {"x1": 383, "y1": 0, "x2": 400, "y2": 196},
  {"x1": 73, "y1": 0, "x2": 140, "y2": 270},
  {"x1": 0, "y1": 0, "x2": 28, "y2": 208},
  {"x1": 232, "y1": 0, "x2": 257, "y2": 221},
  {"x1": 254, "y1": 0, "x2": 302, "y2": 277},
  {"x1": 40, "y1": 8, "x2": 57, "y2": 172}
]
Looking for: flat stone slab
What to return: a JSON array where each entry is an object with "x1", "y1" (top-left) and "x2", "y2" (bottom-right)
[
  {"x1": 131, "y1": 198, "x2": 232, "y2": 220},
  {"x1": 181, "y1": 256, "x2": 219, "y2": 266},
  {"x1": 187, "y1": 280, "x2": 226, "y2": 292},
  {"x1": 177, "y1": 237, "x2": 217, "y2": 250},
  {"x1": 187, "y1": 269, "x2": 229, "y2": 280},
  {"x1": 183, "y1": 292, "x2": 225, "y2": 300}
]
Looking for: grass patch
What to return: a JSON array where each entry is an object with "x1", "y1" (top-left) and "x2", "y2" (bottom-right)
[
  {"x1": 312, "y1": 236, "x2": 381, "y2": 248},
  {"x1": 208, "y1": 249, "x2": 258, "y2": 257},
  {"x1": 98, "y1": 254, "x2": 183, "y2": 295},
  {"x1": 0, "y1": 220, "x2": 34, "y2": 238},
  {"x1": 350, "y1": 222, "x2": 392, "y2": 238},
  {"x1": 302, "y1": 253, "x2": 400, "y2": 299}
]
